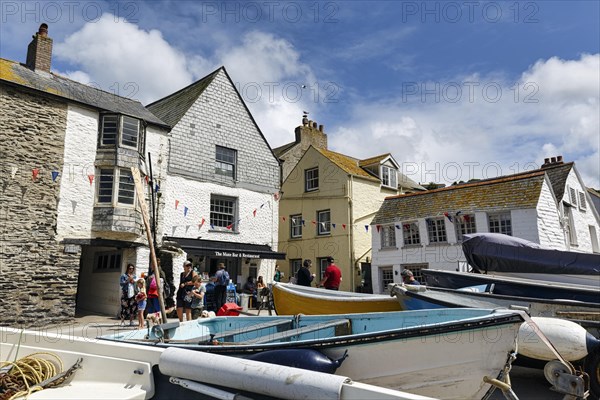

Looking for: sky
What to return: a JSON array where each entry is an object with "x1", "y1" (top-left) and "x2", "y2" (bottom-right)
[{"x1": 1, "y1": 0, "x2": 599, "y2": 187}]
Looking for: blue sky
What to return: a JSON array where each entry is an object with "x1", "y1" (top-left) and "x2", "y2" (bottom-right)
[{"x1": 1, "y1": 1, "x2": 599, "y2": 186}]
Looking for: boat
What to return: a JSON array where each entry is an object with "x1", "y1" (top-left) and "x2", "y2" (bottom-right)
[
  {"x1": 461, "y1": 233, "x2": 600, "y2": 287},
  {"x1": 271, "y1": 282, "x2": 402, "y2": 315},
  {"x1": 100, "y1": 308, "x2": 526, "y2": 399},
  {"x1": 421, "y1": 269, "x2": 600, "y2": 304},
  {"x1": 0, "y1": 326, "x2": 435, "y2": 400}
]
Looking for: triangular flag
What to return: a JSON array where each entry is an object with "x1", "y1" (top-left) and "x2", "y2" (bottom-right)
[
  {"x1": 302, "y1": 219, "x2": 305, "y2": 226},
  {"x1": 253, "y1": 209, "x2": 257, "y2": 217},
  {"x1": 171, "y1": 226, "x2": 177, "y2": 236},
  {"x1": 342, "y1": 224, "x2": 346, "y2": 230},
  {"x1": 175, "y1": 200, "x2": 179, "y2": 209},
  {"x1": 282, "y1": 216, "x2": 286, "y2": 222},
  {"x1": 395, "y1": 224, "x2": 401, "y2": 230},
  {"x1": 226, "y1": 224, "x2": 233, "y2": 230},
  {"x1": 260, "y1": 203, "x2": 265, "y2": 209},
  {"x1": 332, "y1": 223, "x2": 336, "y2": 229},
  {"x1": 198, "y1": 218, "x2": 206, "y2": 229},
  {"x1": 312, "y1": 220, "x2": 316, "y2": 225},
  {"x1": 274, "y1": 192, "x2": 280, "y2": 201},
  {"x1": 184, "y1": 206, "x2": 188, "y2": 217},
  {"x1": 87, "y1": 174, "x2": 94, "y2": 185},
  {"x1": 11, "y1": 166, "x2": 18, "y2": 179},
  {"x1": 444, "y1": 212, "x2": 453, "y2": 223},
  {"x1": 185, "y1": 225, "x2": 190, "y2": 233},
  {"x1": 71, "y1": 200, "x2": 77, "y2": 213},
  {"x1": 155, "y1": 183, "x2": 160, "y2": 192},
  {"x1": 32, "y1": 168, "x2": 40, "y2": 180},
  {"x1": 145, "y1": 175, "x2": 149, "y2": 184},
  {"x1": 365, "y1": 225, "x2": 369, "y2": 232},
  {"x1": 51, "y1": 171, "x2": 59, "y2": 182},
  {"x1": 376, "y1": 224, "x2": 381, "y2": 232},
  {"x1": 210, "y1": 224, "x2": 215, "y2": 230}
]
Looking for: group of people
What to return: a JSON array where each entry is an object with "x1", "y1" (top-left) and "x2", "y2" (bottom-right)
[
  {"x1": 291, "y1": 256, "x2": 342, "y2": 290},
  {"x1": 119, "y1": 262, "x2": 167, "y2": 329}
]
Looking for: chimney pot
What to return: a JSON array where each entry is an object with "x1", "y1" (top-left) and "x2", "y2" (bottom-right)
[
  {"x1": 38, "y1": 23, "x2": 48, "y2": 36},
  {"x1": 544, "y1": 158, "x2": 550, "y2": 164},
  {"x1": 551, "y1": 157, "x2": 557, "y2": 163},
  {"x1": 312, "y1": 122, "x2": 317, "y2": 128},
  {"x1": 557, "y1": 155, "x2": 563, "y2": 162},
  {"x1": 319, "y1": 124, "x2": 323, "y2": 132}
]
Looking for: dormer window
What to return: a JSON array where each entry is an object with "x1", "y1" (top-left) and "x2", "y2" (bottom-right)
[
  {"x1": 100, "y1": 114, "x2": 143, "y2": 151},
  {"x1": 381, "y1": 165, "x2": 397, "y2": 188}
]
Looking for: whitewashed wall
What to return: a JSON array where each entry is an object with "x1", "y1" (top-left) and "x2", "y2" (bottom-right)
[
  {"x1": 535, "y1": 178, "x2": 565, "y2": 249},
  {"x1": 562, "y1": 169, "x2": 600, "y2": 252}
]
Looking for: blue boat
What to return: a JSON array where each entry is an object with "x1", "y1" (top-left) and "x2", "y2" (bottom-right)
[{"x1": 101, "y1": 309, "x2": 525, "y2": 400}]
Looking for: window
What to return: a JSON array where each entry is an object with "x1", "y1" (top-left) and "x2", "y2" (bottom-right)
[
  {"x1": 427, "y1": 218, "x2": 447, "y2": 243},
  {"x1": 99, "y1": 114, "x2": 143, "y2": 150},
  {"x1": 290, "y1": 259, "x2": 302, "y2": 277},
  {"x1": 317, "y1": 257, "x2": 329, "y2": 280},
  {"x1": 210, "y1": 195, "x2": 237, "y2": 230},
  {"x1": 290, "y1": 214, "x2": 303, "y2": 238},
  {"x1": 94, "y1": 251, "x2": 122, "y2": 272},
  {"x1": 380, "y1": 225, "x2": 396, "y2": 248},
  {"x1": 564, "y1": 205, "x2": 577, "y2": 246},
  {"x1": 402, "y1": 222, "x2": 421, "y2": 245},
  {"x1": 96, "y1": 168, "x2": 135, "y2": 206},
  {"x1": 305, "y1": 167, "x2": 319, "y2": 191},
  {"x1": 578, "y1": 192, "x2": 587, "y2": 211},
  {"x1": 569, "y1": 187, "x2": 578, "y2": 206},
  {"x1": 380, "y1": 267, "x2": 394, "y2": 293},
  {"x1": 317, "y1": 209, "x2": 331, "y2": 235},
  {"x1": 118, "y1": 168, "x2": 135, "y2": 205},
  {"x1": 455, "y1": 214, "x2": 476, "y2": 242},
  {"x1": 488, "y1": 213, "x2": 512, "y2": 236},
  {"x1": 215, "y1": 146, "x2": 236, "y2": 179},
  {"x1": 381, "y1": 165, "x2": 398, "y2": 188},
  {"x1": 98, "y1": 169, "x2": 114, "y2": 203}
]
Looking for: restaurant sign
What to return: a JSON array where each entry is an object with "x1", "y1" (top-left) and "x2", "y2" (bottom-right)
[{"x1": 214, "y1": 251, "x2": 260, "y2": 259}]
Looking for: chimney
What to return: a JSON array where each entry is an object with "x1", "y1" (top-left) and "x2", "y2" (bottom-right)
[
  {"x1": 550, "y1": 157, "x2": 557, "y2": 163},
  {"x1": 542, "y1": 155, "x2": 565, "y2": 168},
  {"x1": 319, "y1": 124, "x2": 324, "y2": 132},
  {"x1": 557, "y1": 155, "x2": 563, "y2": 162},
  {"x1": 26, "y1": 24, "x2": 53, "y2": 73}
]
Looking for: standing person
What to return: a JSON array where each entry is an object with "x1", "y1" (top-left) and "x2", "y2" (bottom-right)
[
  {"x1": 214, "y1": 263, "x2": 229, "y2": 311},
  {"x1": 401, "y1": 269, "x2": 420, "y2": 285},
  {"x1": 135, "y1": 278, "x2": 147, "y2": 329},
  {"x1": 319, "y1": 256, "x2": 342, "y2": 290},
  {"x1": 119, "y1": 264, "x2": 138, "y2": 326},
  {"x1": 273, "y1": 265, "x2": 282, "y2": 282},
  {"x1": 189, "y1": 276, "x2": 206, "y2": 320},
  {"x1": 176, "y1": 260, "x2": 197, "y2": 322},
  {"x1": 296, "y1": 259, "x2": 315, "y2": 287},
  {"x1": 256, "y1": 276, "x2": 267, "y2": 308}
]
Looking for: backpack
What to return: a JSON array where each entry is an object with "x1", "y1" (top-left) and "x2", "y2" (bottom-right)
[{"x1": 218, "y1": 270, "x2": 229, "y2": 286}]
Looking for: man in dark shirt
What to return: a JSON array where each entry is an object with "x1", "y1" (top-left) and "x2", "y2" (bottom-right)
[
  {"x1": 319, "y1": 256, "x2": 341, "y2": 290},
  {"x1": 296, "y1": 259, "x2": 315, "y2": 286},
  {"x1": 401, "y1": 269, "x2": 420, "y2": 285}
]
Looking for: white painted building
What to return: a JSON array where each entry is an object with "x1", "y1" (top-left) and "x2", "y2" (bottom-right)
[
  {"x1": 370, "y1": 158, "x2": 600, "y2": 294},
  {"x1": 147, "y1": 67, "x2": 283, "y2": 292}
]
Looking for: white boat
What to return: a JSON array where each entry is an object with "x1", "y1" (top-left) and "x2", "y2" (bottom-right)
[
  {"x1": 0, "y1": 326, "x2": 435, "y2": 400},
  {"x1": 101, "y1": 308, "x2": 525, "y2": 400}
]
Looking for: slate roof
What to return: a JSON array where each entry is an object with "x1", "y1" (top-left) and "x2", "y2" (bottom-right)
[
  {"x1": 372, "y1": 171, "x2": 547, "y2": 224},
  {"x1": 146, "y1": 68, "x2": 220, "y2": 127},
  {"x1": 273, "y1": 141, "x2": 297, "y2": 158},
  {"x1": 541, "y1": 162, "x2": 573, "y2": 202},
  {"x1": 0, "y1": 58, "x2": 168, "y2": 128}
]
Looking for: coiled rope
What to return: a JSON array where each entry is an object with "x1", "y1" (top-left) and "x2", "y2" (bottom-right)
[{"x1": 0, "y1": 352, "x2": 63, "y2": 400}]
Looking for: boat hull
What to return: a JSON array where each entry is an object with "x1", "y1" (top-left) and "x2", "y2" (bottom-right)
[{"x1": 272, "y1": 282, "x2": 402, "y2": 315}]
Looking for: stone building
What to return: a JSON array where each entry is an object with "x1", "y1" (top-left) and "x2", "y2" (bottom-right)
[
  {"x1": 146, "y1": 67, "x2": 283, "y2": 289},
  {"x1": 370, "y1": 157, "x2": 600, "y2": 293},
  {"x1": 0, "y1": 25, "x2": 170, "y2": 325}
]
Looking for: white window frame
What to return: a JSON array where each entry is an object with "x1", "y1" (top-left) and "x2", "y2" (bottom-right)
[
  {"x1": 317, "y1": 257, "x2": 329, "y2": 280},
  {"x1": 564, "y1": 204, "x2": 578, "y2": 246},
  {"x1": 290, "y1": 259, "x2": 302, "y2": 277},
  {"x1": 290, "y1": 214, "x2": 303, "y2": 238},
  {"x1": 215, "y1": 145, "x2": 237, "y2": 179},
  {"x1": 427, "y1": 218, "x2": 447, "y2": 243},
  {"x1": 402, "y1": 222, "x2": 421, "y2": 245},
  {"x1": 488, "y1": 212, "x2": 512, "y2": 236},
  {"x1": 100, "y1": 114, "x2": 141, "y2": 150},
  {"x1": 380, "y1": 225, "x2": 396, "y2": 248},
  {"x1": 380, "y1": 267, "x2": 394, "y2": 293},
  {"x1": 305, "y1": 167, "x2": 319, "y2": 192},
  {"x1": 96, "y1": 168, "x2": 135, "y2": 206},
  {"x1": 381, "y1": 165, "x2": 398, "y2": 188},
  {"x1": 317, "y1": 209, "x2": 331, "y2": 235},
  {"x1": 578, "y1": 192, "x2": 587, "y2": 211},
  {"x1": 455, "y1": 214, "x2": 476, "y2": 242},
  {"x1": 210, "y1": 195, "x2": 238, "y2": 231}
]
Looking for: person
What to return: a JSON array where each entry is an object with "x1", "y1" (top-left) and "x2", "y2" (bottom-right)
[
  {"x1": 243, "y1": 276, "x2": 257, "y2": 308},
  {"x1": 176, "y1": 260, "x2": 197, "y2": 322},
  {"x1": 145, "y1": 271, "x2": 163, "y2": 323},
  {"x1": 273, "y1": 265, "x2": 282, "y2": 282},
  {"x1": 119, "y1": 263, "x2": 138, "y2": 326},
  {"x1": 189, "y1": 276, "x2": 206, "y2": 319},
  {"x1": 135, "y1": 278, "x2": 147, "y2": 329},
  {"x1": 296, "y1": 259, "x2": 315, "y2": 287},
  {"x1": 256, "y1": 276, "x2": 267, "y2": 308},
  {"x1": 204, "y1": 275, "x2": 217, "y2": 312},
  {"x1": 319, "y1": 256, "x2": 342, "y2": 290},
  {"x1": 401, "y1": 269, "x2": 420, "y2": 285},
  {"x1": 214, "y1": 262, "x2": 229, "y2": 311}
]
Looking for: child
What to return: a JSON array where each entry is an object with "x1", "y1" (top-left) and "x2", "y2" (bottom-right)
[
  {"x1": 190, "y1": 276, "x2": 206, "y2": 320},
  {"x1": 135, "y1": 278, "x2": 147, "y2": 329}
]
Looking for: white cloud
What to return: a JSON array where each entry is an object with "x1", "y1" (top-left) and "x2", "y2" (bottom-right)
[
  {"x1": 329, "y1": 54, "x2": 600, "y2": 188},
  {"x1": 54, "y1": 14, "x2": 196, "y2": 104}
]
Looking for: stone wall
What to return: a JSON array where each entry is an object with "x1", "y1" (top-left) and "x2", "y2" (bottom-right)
[
  {"x1": 281, "y1": 123, "x2": 328, "y2": 181},
  {"x1": 0, "y1": 85, "x2": 80, "y2": 327}
]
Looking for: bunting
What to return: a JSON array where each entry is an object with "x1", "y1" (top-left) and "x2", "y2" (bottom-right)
[
  {"x1": 51, "y1": 171, "x2": 59, "y2": 182},
  {"x1": 444, "y1": 212, "x2": 453, "y2": 223},
  {"x1": 32, "y1": 168, "x2": 39, "y2": 180},
  {"x1": 376, "y1": 224, "x2": 381, "y2": 232},
  {"x1": 332, "y1": 223, "x2": 336, "y2": 229},
  {"x1": 71, "y1": 200, "x2": 77, "y2": 213},
  {"x1": 198, "y1": 218, "x2": 205, "y2": 229},
  {"x1": 184, "y1": 206, "x2": 188, "y2": 217},
  {"x1": 364, "y1": 225, "x2": 369, "y2": 232},
  {"x1": 87, "y1": 174, "x2": 94, "y2": 185},
  {"x1": 253, "y1": 209, "x2": 257, "y2": 217},
  {"x1": 395, "y1": 224, "x2": 401, "y2": 230},
  {"x1": 175, "y1": 200, "x2": 179, "y2": 209}
]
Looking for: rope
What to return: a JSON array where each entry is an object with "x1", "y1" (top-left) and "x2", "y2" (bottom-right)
[{"x1": 0, "y1": 352, "x2": 63, "y2": 400}]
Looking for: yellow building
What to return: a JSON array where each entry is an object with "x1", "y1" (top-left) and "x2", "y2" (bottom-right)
[{"x1": 276, "y1": 134, "x2": 424, "y2": 292}]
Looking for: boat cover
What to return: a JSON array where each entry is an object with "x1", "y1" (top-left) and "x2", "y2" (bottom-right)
[{"x1": 462, "y1": 233, "x2": 600, "y2": 276}]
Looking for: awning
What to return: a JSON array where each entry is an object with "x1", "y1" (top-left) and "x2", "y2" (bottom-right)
[{"x1": 163, "y1": 237, "x2": 286, "y2": 260}]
